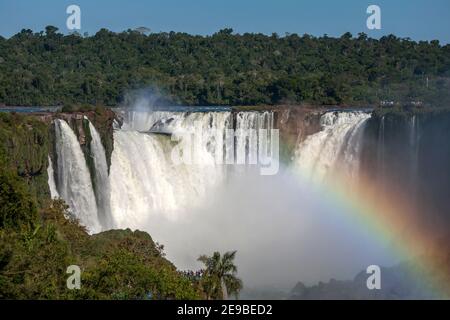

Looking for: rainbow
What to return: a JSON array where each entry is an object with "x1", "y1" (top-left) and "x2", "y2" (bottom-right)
[{"x1": 289, "y1": 162, "x2": 450, "y2": 299}]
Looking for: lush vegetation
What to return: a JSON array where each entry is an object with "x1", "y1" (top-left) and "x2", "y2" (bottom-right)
[
  {"x1": 0, "y1": 112, "x2": 52, "y2": 205},
  {"x1": 0, "y1": 195, "x2": 201, "y2": 299},
  {"x1": 197, "y1": 251, "x2": 243, "y2": 300},
  {"x1": 0, "y1": 112, "x2": 202, "y2": 299},
  {"x1": 1, "y1": 27, "x2": 450, "y2": 107}
]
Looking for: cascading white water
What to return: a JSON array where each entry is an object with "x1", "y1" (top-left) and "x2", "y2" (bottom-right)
[
  {"x1": 88, "y1": 120, "x2": 112, "y2": 229},
  {"x1": 109, "y1": 109, "x2": 397, "y2": 291},
  {"x1": 49, "y1": 110, "x2": 401, "y2": 293},
  {"x1": 110, "y1": 112, "x2": 229, "y2": 228},
  {"x1": 109, "y1": 110, "x2": 275, "y2": 229},
  {"x1": 120, "y1": 110, "x2": 185, "y2": 132},
  {"x1": 235, "y1": 111, "x2": 274, "y2": 165},
  {"x1": 49, "y1": 111, "x2": 275, "y2": 231},
  {"x1": 47, "y1": 156, "x2": 59, "y2": 199},
  {"x1": 54, "y1": 119, "x2": 101, "y2": 234},
  {"x1": 293, "y1": 111, "x2": 370, "y2": 182},
  {"x1": 50, "y1": 110, "x2": 369, "y2": 235}
]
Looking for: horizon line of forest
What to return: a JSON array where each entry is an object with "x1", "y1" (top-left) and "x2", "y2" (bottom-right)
[{"x1": 0, "y1": 26, "x2": 449, "y2": 108}]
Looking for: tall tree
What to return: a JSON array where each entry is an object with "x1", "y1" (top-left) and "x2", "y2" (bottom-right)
[{"x1": 198, "y1": 251, "x2": 243, "y2": 300}]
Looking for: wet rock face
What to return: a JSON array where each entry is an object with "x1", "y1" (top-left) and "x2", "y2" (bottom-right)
[
  {"x1": 24, "y1": 109, "x2": 117, "y2": 207},
  {"x1": 273, "y1": 107, "x2": 323, "y2": 163},
  {"x1": 34, "y1": 109, "x2": 117, "y2": 171},
  {"x1": 360, "y1": 110, "x2": 450, "y2": 233}
]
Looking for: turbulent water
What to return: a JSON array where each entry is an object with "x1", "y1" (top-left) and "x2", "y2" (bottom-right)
[
  {"x1": 111, "y1": 112, "x2": 228, "y2": 227},
  {"x1": 47, "y1": 156, "x2": 59, "y2": 199},
  {"x1": 294, "y1": 111, "x2": 370, "y2": 182},
  {"x1": 88, "y1": 120, "x2": 112, "y2": 229},
  {"x1": 51, "y1": 111, "x2": 277, "y2": 230},
  {"x1": 48, "y1": 108, "x2": 450, "y2": 295},
  {"x1": 54, "y1": 119, "x2": 101, "y2": 233},
  {"x1": 109, "y1": 110, "x2": 278, "y2": 228},
  {"x1": 49, "y1": 110, "x2": 379, "y2": 236}
]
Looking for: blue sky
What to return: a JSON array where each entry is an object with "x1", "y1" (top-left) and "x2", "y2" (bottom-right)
[{"x1": 0, "y1": 0, "x2": 449, "y2": 43}]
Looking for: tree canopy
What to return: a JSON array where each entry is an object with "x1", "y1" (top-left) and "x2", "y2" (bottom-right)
[
  {"x1": 0, "y1": 113, "x2": 200, "y2": 299},
  {"x1": 198, "y1": 251, "x2": 242, "y2": 300},
  {"x1": 0, "y1": 27, "x2": 449, "y2": 107}
]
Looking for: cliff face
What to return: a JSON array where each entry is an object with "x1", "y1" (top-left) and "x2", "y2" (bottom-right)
[
  {"x1": 231, "y1": 106, "x2": 326, "y2": 164},
  {"x1": 6, "y1": 106, "x2": 450, "y2": 208},
  {"x1": 0, "y1": 108, "x2": 117, "y2": 206},
  {"x1": 38, "y1": 109, "x2": 116, "y2": 171},
  {"x1": 0, "y1": 110, "x2": 199, "y2": 299},
  {"x1": 273, "y1": 107, "x2": 324, "y2": 163},
  {"x1": 360, "y1": 109, "x2": 450, "y2": 233},
  {"x1": 0, "y1": 112, "x2": 52, "y2": 205}
]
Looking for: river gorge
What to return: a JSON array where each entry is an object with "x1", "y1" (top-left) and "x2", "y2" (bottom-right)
[{"x1": 33, "y1": 106, "x2": 448, "y2": 298}]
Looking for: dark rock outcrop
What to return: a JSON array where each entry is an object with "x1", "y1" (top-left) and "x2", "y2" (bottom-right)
[{"x1": 289, "y1": 264, "x2": 438, "y2": 300}]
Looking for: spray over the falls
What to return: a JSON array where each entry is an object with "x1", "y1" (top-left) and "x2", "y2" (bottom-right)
[
  {"x1": 294, "y1": 111, "x2": 370, "y2": 182},
  {"x1": 88, "y1": 120, "x2": 113, "y2": 229},
  {"x1": 48, "y1": 108, "x2": 450, "y2": 296},
  {"x1": 109, "y1": 110, "x2": 278, "y2": 227},
  {"x1": 53, "y1": 119, "x2": 101, "y2": 233},
  {"x1": 108, "y1": 110, "x2": 393, "y2": 290}
]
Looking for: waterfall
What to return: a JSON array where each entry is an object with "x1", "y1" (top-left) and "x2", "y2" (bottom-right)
[
  {"x1": 109, "y1": 110, "x2": 275, "y2": 229},
  {"x1": 50, "y1": 109, "x2": 371, "y2": 231},
  {"x1": 49, "y1": 110, "x2": 370, "y2": 233},
  {"x1": 235, "y1": 111, "x2": 274, "y2": 165},
  {"x1": 120, "y1": 110, "x2": 185, "y2": 132},
  {"x1": 108, "y1": 109, "x2": 399, "y2": 291},
  {"x1": 54, "y1": 119, "x2": 101, "y2": 234},
  {"x1": 109, "y1": 111, "x2": 230, "y2": 228},
  {"x1": 49, "y1": 110, "x2": 275, "y2": 231},
  {"x1": 293, "y1": 111, "x2": 370, "y2": 182},
  {"x1": 44, "y1": 108, "x2": 450, "y2": 296},
  {"x1": 88, "y1": 120, "x2": 112, "y2": 229},
  {"x1": 47, "y1": 156, "x2": 59, "y2": 199}
]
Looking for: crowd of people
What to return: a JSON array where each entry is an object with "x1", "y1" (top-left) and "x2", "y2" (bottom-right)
[{"x1": 180, "y1": 269, "x2": 205, "y2": 281}]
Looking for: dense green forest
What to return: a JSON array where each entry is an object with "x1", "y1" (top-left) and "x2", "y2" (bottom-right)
[
  {"x1": 0, "y1": 109, "x2": 245, "y2": 299},
  {"x1": 0, "y1": 112, "x2": 202, "y2": 299},
  {"x1": 0, "y1": 26, "x2": 449, "y2": 107}
]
